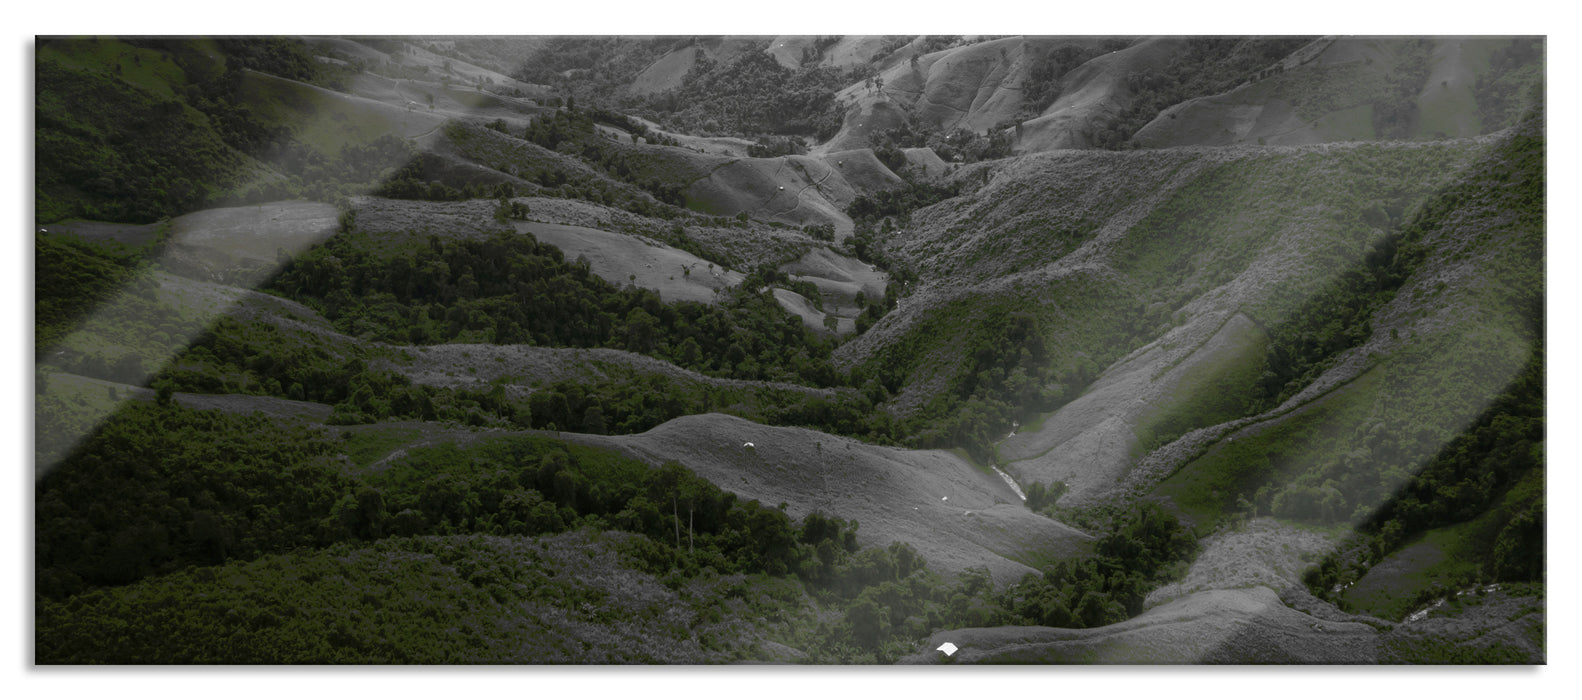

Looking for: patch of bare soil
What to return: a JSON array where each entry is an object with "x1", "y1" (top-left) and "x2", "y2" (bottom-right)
[
  {"x1": 626, "y1": 116, "x2": 755, "y2": 157},
  {"x1": 683, "y1": 154, "x2": 854, "y2": 233},
  {"x1": 901, "y1": 147, "x2": 950, "y2": 178},
  {"x1": 350, "y1": 197, "x2": 515, "y2": 246},
  {"x1": 513, "y1": 193, "x2": 815, "y2": 273},
  {"x1": 159, "y1": 201, "x2": 339, "y2": 287},
  {"x1": 523, "y1": 221, "x2": 744, "y2": 304},
  {"x1": 770, "y1": 288, "x2": 842, "y2": 334},
  {"x1": 1414, "y1": 39, "x2": 1507, "y2": 139},
  {"x1": 387, "y1": 343, "x2": 837, "y2": 401},
  {"x1": 626, "y1": 46, "x2": 702, "y2": 96},
  {"x1": 1143, "y1": 517, "x2": 1340, "y2": 610},
  {"x1": 172, "y1": 391, "x2": 334, "y2": 422},
  {"x1": 816, "y1": 36, "x2": 905, "y2": 70},
  {"x1": 815, "y1": 100, "x2": 912, "y2": 155}
]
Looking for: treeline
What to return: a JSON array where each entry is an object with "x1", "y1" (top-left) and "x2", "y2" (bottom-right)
[
  {"x1": 907, "y1": 310, "x2": 1065, "y2": 460},
  {"x1": 34, "y1": 219, "x2": 894, "y2": 442},
  {"x1": 585, "y1": 106, "x2": 681, "y2": 147},
  {"x1": 153, "y1": 310, "x2": 897, "y2": 443},
  {"x1": 997, "y1": 503, "x2": 1198, "y2": 627},
  {"x1": 34, "y1": 401, "x2": 1035, "y2": 662},
  {"x1": 33, "y1": 228, "x2": 205, "y2": 396},
  {"x1": 36, "y1": 403, "x2": 356, "y2": 597},
  {"x1": 748, "y1": 136, "x2": 808, "y2": 159},
  {"x1": 155, "y1": 320, "x2": 441, "y2": 422},
  {"x1": 855, "y1": 282, "x2": 1144, "y2": 462},
  {"x1": 196, "y1": 37, "x2": 352, "y2": 91},
  {"x1": 36, "y1": 398, "x2": 866, "y2": 595},
  {"x1": 1248, "y1": 222, "x2": 1408, "y2": 415},
  {"x1": 1167, "y1": 104, "x2": 1547, "y2": 612},
  {"x1": 34, "y1": 230, "x2": 163, "y2": 353},
  {"x1": 1303, "y1": 340, "x2": 1545, "y2": 602},
  {"x1": 36, "y1": 37, "x2": 368, "y2": 224},
  {"x1": 36, "y1": 396, "x2": 1206, "y2": 662},
  {"x1": 872, "y1": 124, "x2": 1011, "y2": 166},
  {"x1": 368, "y1": 150, "x2": 507, "y2": 203},
  {"x1": 40, "y1": 532, "x2": 779, "y2": 664},
  {"x1": 265, "y1": 230, "x2": 844, "y2": 387},
  {"x1": 1019, "y1": 42, "x2": 1125, "y2": 117},
  {"x1": 450, "y1": 121, "x2": 691, "y2": 222},
  {"x1": 35, "y1": 54, "x2": 254, "y2": 223},
  {"x1": 516, "y1": 107, "x2": 687, "y2": 207},
  {"x1": 509, "y1": 36, "x2": 673, "y2": 96},
  {"x1": 512, "y1": 37, "x2": 855, "y2": 142},
  {"x1": 846, "y1": 180, "x2": 963, "y2": 226},
  {"x1": 1255, "y1": 100, "x2": 1544, "y2": 418},
  {"x1": 505, "y1": 375, "x2": 887, "y2": 440}
]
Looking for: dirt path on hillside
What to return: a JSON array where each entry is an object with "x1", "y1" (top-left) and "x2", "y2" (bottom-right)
[{"x1": 767, "y1": 160, "x2": 837, "y2": 218}]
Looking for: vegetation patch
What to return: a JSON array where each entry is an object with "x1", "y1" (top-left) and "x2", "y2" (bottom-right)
[{"x1": 1132, "y1": 315, "x2": 1269, "y2": 456}]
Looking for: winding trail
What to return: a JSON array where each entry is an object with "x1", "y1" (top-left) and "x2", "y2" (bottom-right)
[{"x1": 766, "y1": 159, "x2": 837, "y2": 218}]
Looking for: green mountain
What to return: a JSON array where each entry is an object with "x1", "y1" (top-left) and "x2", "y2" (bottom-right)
[{"x1": 33, "y1": 35, "x2": 1544, "y2": 665}]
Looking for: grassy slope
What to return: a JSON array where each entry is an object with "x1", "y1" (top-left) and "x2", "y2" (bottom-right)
[
  {"x1": 844, "y1": 138, "x2": 1483, "y2": 430},
  {"x1": 236, "y1": 70, "x2": 414, "y2": 155},
  {"x1": 336, "y1": 404, "x2": 1096, "y2": 584},
  {"x1": 35, "y1": 41, "x2": 261, "y2": 223},
  {"x1": 1133, "y1": 37, "x2": 1543, "y2": 149},
  {"x1": 574, "y1": 413, "x2": 1092, "y2": 583},
  {"x1": 36, "y1": 531, "x2": 803, "y2": 664},
  {"x1": 1153, "y1": 105, "x2": 1542, "y2": 556},
  {"x1": 34, "y1": 36, "x2": 1545, "y2": 665}
]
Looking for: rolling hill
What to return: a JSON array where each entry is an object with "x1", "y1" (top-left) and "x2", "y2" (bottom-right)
[{"x1": 31, "y1": 35, "x2": 1545, "y2": 665}]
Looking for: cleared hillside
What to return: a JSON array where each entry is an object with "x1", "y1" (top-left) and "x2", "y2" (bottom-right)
[
  {"x1": 33, "y1": 35, "x2": 1546, "y2": 666},
  {"x1": 838, "y1": 137, "x2": 1490, "y2": 444},
  {"x1": 1133, "y1": 37, "x2": 1543, "y2": 148},
  {"x1": 897, "y1": 583, "x2": 1542, "y2": 664},
  {"x1": 571, "y1": 413, "x2": 1092, "y2": 583},
  {"x1": 1013, "y1": 37, "x2": 1184, "y2": 152}
]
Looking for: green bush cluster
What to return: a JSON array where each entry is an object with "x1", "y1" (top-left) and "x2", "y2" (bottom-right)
[
  {"x1": 35, "y1": 54, "x2": 254, "y2": 223},
  {"x1": 641, "y1": 49, "x2": 852, "y2": 140},
  {"x1": 36, "y1": 402, "x2": 353, "y2": 597},
  {"x1": 265, "y1": 229, "x2": 845, "y2": 386},
  {"x1": 35, "y1": 231, "x2": 161, "y2": 353},
  {"x1": 846, "y1": 181, "x2": 964, "y2": 226},
  {"x1": 999, "y1": 504, "x2": 1198, "y2": 626},
  {"x1": 36, "y1": 38, "x2": 375, "y2": 224},
  {"x1": 1303, "y1": 343, "x2": 1545, "y2": 601},
  {"x1": 519, "y1": 107, "x2": 687, "y2": 206},
  {"x1": 36, "y1": 532, "x2": 801, "y2": 664}
]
